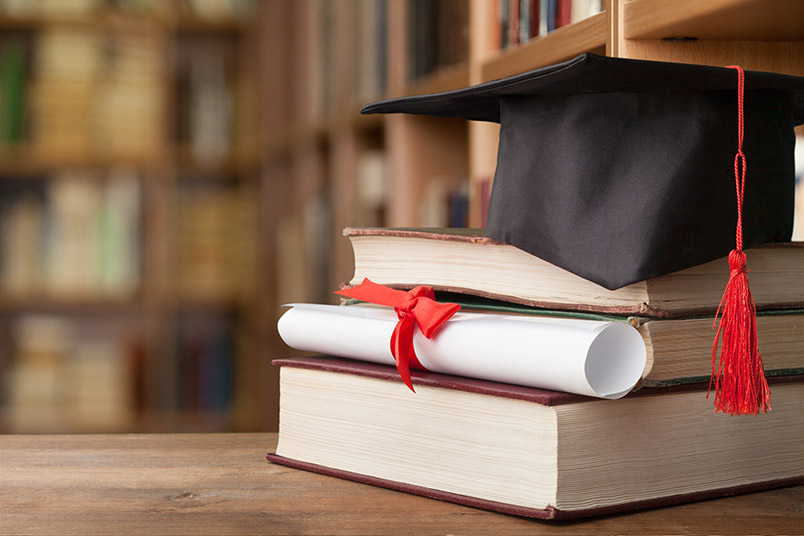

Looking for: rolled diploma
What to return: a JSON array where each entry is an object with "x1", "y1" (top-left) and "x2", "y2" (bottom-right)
[{"x1": 277, "y1": 303, "x2": 647, "y2": 399}]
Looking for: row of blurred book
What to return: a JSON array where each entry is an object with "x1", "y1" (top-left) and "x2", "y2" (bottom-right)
[
  {"x1": 0, "y1": 0, "x2": 255, "y2": 20},
  {"x1": 0, "y1": 0, "x2": 256, "y2": 434},
  {"x1": 0, "y1": 170, "x2": 140, "y2": 299},
  {"x1": 496, "y1": 0, "x2": 604, "y2": 51},
  {"x1": 0, "y1": 171, "x2": 255, "y2": 300},
  {"x1": 1, "y1": 311, "x2": 238, "y2": 433},
  {"x1": 0, "y1": 11, "x2": 244, "y2": 165}
]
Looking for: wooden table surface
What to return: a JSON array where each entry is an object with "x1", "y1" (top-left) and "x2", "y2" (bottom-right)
[{"x1": 1, "y1": 433, "x2": 802, "y2": 535}]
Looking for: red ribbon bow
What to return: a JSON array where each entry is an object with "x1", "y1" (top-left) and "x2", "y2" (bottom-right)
[{"x1": 335, "y1": 278, "x2": 460, "y2": 392}]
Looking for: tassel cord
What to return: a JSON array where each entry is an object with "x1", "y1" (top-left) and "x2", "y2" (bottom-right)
[{"x1": 708, "y1": 65, "x2": 771, "y2": 416}]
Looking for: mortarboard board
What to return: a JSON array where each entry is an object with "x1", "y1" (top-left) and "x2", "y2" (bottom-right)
[
  {"x1": 361, "y1": 53, "x2": 804, "y2": 416},
  {"x1": 360, "y1": 53, "x2": 804, "y2": 291}
]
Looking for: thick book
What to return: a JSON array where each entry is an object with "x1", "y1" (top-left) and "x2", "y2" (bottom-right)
[
  {"x1": 343, "y1": 227, "x2": 804, "y2": 317},
  {"x1": 267, "y1": 357, "x2": 804, "y2": 520}
]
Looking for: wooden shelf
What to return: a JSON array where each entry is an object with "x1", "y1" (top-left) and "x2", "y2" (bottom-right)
[
  {"x1": 481, "y1": 11, "x2": 607, "y2": 83},
  {"x1": 326, "y1": 99, "x2": 386, "y2": 134},
  {"x1": 170, "y1": 14, "x2": 251, "y2": 35},
  {"x1": 0, "y1": 5, "x2": 252, "y2": 34},
  {"x1": 399, "y1": 62, "x2": 472, "y2": 98},
  {"x1": 0, "y1": 145, "x2": 263, "y2": 178},
  {"x1": 623, "y1": 0, "x2": 804, "y2": 41},
  {"x1": 262, "y1": 125, "x2": 327, "y2": 162},
  {"x1": 172, "y1": 145, "x2": 259, "y2": 178},
  {"x1": 0, "y1": 151, "x2": 166, "y2": 176},
  {"x1": 343, "y1": 106, "x2": 386, "y2": 134},
  {"x1": 261, "y1": 111, "x2": 384, "y2": 163},
  {"x1": 0, "y1": 293, "x2": 142, "y2": 313},
  {"x1": 0, "y1": 9, "x2": 165, "y2": 31},
  {"x1": 0, "y1": 14, "x2": 41, "y2": 29},
  {"x1": 171, "y1": 291, "x2": 249, "y2": 311}
]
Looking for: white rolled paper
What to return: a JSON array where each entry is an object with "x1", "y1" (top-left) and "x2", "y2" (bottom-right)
[{"x1": 277, "y1": 303, "x2": 647, "y2": 399}]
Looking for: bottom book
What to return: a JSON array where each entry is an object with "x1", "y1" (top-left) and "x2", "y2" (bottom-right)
[{"x1": 267, "y1": 356, "x2": 804, "y2": 520}]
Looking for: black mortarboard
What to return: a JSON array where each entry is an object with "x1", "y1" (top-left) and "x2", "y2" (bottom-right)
[{"x1": 361, "y1": 53, "x2": 804, "y2": 290}]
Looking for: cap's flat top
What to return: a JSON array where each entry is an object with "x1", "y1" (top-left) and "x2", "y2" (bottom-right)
[{"x1": 361, "y1": 54, "x2": 804, "y2": 123}]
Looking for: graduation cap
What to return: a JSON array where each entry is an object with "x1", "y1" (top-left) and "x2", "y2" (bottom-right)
[
  {"x1": 361, "y1": 53, "x2": 802, "y2": 289},
  {"x1": 361, "y1": 53, "x2": 804, "y2": 415}
]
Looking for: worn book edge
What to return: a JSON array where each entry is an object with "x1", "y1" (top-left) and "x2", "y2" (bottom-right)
[
  {"x1": 343, "y1": 227, "x2": 804, "y2": 318},
  {"x1": 271, "y1": 356, "x2": 803, "y2": 404},
  {"x1": 265, "y1": 453, "x2": 804, "y2": 520},
  {"x1": 269, "y1": 357, "x2": 804, "y2": 518}
]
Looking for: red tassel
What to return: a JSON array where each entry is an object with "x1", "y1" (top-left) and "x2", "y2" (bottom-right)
[
  {"x1": 709, "y1": 250, "x2": 770, "y2": 415},
  {"x1": 708, "y1": 65, "x2": 770, "y2": 415}
]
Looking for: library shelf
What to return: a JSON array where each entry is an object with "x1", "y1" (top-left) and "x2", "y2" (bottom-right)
[
  {"x1": 482, "y1": 11, "x2": 608, "y2": 83},
  {"x1": 622, "y1": 0, "x2": 804, "y2": 41}
]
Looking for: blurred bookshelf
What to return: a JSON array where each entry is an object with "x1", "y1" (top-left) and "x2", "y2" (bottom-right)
[
  {"x1": 0, "y1": 0, "x2": 262, "y2": 433},
  {"x1": 1, "y1": 0, "x2": 802, "y2": 433}
]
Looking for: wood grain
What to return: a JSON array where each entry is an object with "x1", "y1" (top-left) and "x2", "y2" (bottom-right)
[
  {"x1": 1, "y1": 433, "x2": 802, "y2": 535},
  {"x1": 622, "y1": 0, "x2": 804, "y2": 41}
]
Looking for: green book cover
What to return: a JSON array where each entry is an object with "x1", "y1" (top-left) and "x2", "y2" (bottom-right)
[{"x1": 1, "y1": 42, "x2": 25, "y2": 144}]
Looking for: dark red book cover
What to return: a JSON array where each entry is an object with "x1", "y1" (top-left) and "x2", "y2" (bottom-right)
[
  {"x1": 529, "y1": 0, "x2": 540, "y2": 38},
  {"x1": 556, "y1": 0, "x2": 571, "y2": 28}
]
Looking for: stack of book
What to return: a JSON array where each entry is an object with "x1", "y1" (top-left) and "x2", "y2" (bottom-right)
[{"x1": 268, "y1": 226, "x2": 804, "y2": 519}]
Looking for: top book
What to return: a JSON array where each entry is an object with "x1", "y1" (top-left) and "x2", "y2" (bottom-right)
[{"x1": 343, "y1": 227, "x2": 804, "y2": 318}]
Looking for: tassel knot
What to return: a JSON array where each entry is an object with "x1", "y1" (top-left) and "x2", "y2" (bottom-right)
[{"x1": 728, "y1": 249, "x2": 746, "y2": 276}]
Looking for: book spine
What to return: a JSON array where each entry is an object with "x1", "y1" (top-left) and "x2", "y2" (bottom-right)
[
  {"x1": 509, "y1": 0, "x2": 520, "y2": 46},
  {"x1": 546, "y1": 0, "x2": 558, "y2": 32},
  {"x1": 529, "y1": 0, "x2": 540, "y2": 39},
  {"x1": 539, "y1": 0, "x2": 550, "y2": 35},
  {"x1": 519, "y1": 0, "x2": 531, "y2": 44},
  {"x1": 0, "y1": 41, "x2": 26, "y2": 144},
  {"x1": 499, "y1": 0, "x2": 510, "y2": 49},
  {"x1": 556, "y1": 0, "x2": 572, "y2": 28}
]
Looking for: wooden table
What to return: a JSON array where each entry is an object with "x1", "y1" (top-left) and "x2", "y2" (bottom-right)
[{"x1": 1, "y1": 433, "x2": 802, "y2": 535}]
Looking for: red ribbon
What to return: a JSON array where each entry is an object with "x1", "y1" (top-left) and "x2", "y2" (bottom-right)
[{"x1": 335, "y1": 278, "x2": 460, "y2": 392}]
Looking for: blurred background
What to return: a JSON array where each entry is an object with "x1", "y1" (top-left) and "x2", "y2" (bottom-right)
[
  {"x1": 0, "y1": 0, "x2": 480, "y2": 434},
  {"x1": 0, "y1": 0, "x2": 802, "y2": 433}
]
